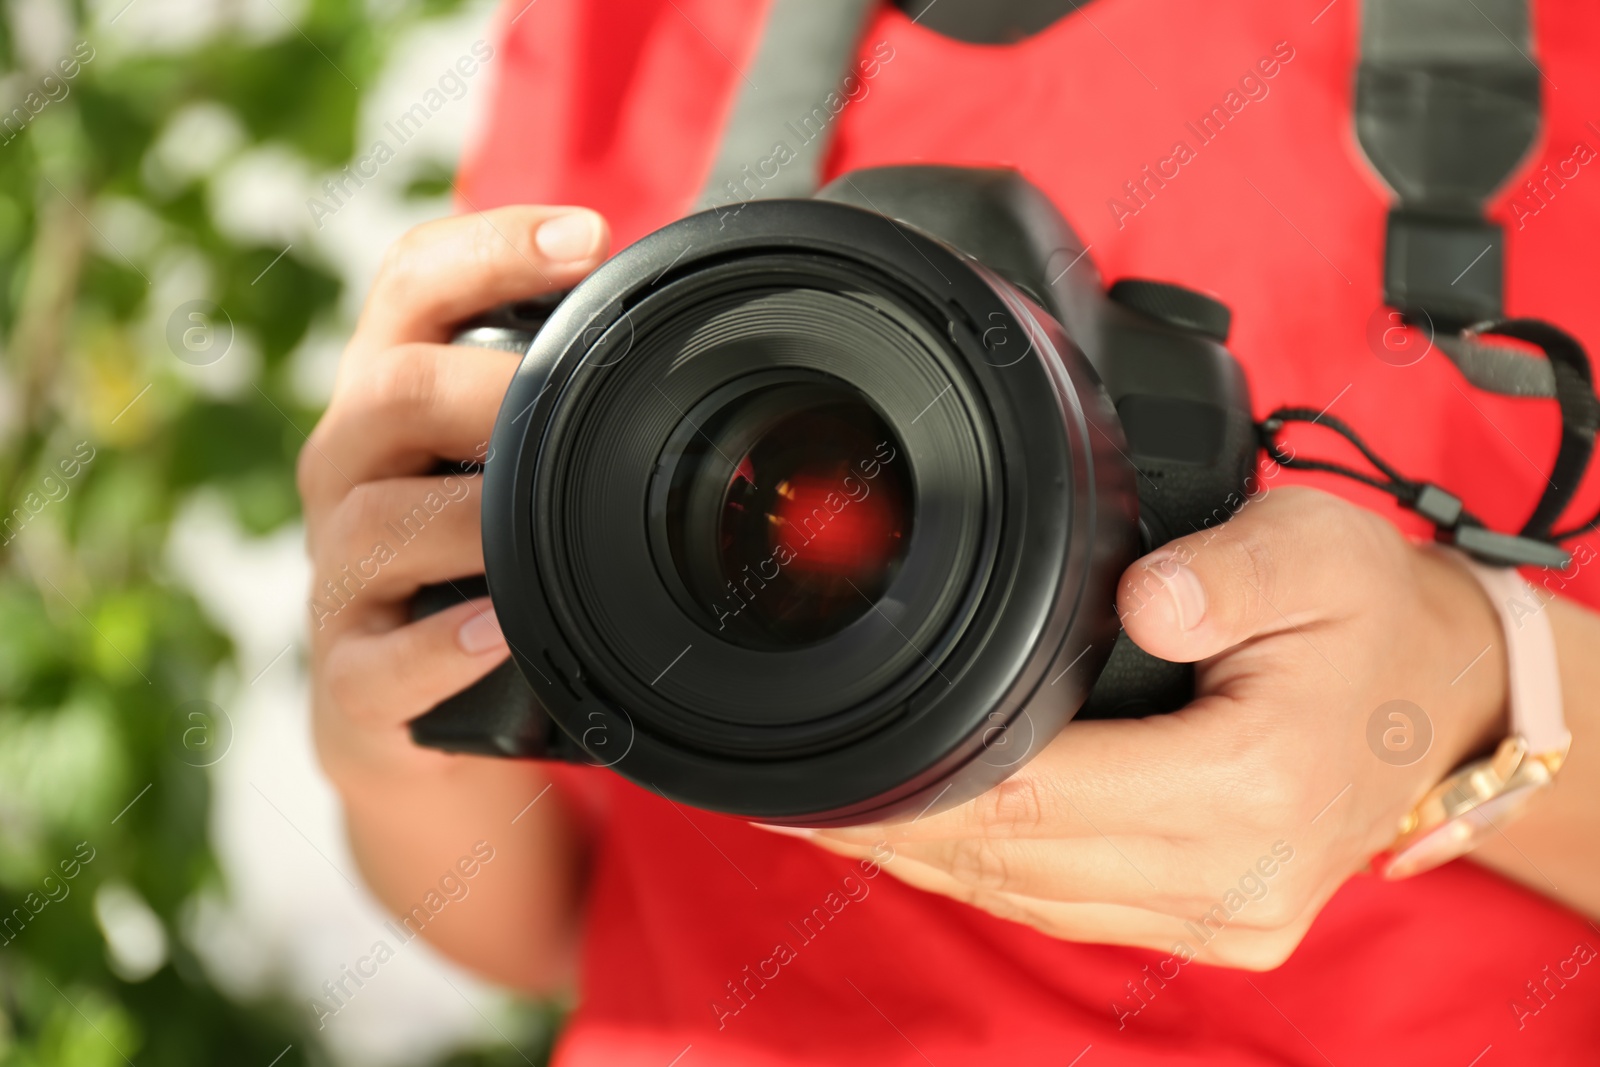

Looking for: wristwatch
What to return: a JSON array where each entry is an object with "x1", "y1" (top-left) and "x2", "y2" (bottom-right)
[{"x1": 1372, "y1": 554, "x2": 1572, "y2": 880}]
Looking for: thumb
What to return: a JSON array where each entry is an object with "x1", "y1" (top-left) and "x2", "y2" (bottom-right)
[{"x1": 1115, "y1": 486, "x2": 1380, "y2": 663}]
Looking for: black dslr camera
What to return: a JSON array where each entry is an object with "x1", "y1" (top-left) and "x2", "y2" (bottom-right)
[{"x1": 411, "y1": 165, "x2": 1255, "y2": 825}]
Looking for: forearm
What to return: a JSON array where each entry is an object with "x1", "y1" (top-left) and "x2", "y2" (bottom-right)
[
  {"x1": 340, "y1": 759, "x2": 585, "y2": 993},
  {"x1": 1470, "y1": 593, "x2": 1600, "y2": 919}
]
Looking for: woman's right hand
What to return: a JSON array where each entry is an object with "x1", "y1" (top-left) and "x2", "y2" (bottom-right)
[
  {"x1": 299, "y1": 204, "x2": 608, "y2": 791},
  {"x1": 296, "y1": 205, "x2": 609, "y2": 990}
]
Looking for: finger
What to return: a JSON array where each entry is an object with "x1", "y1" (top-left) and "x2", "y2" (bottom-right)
[
  {"x1": 322, "y1": 597, "x2": 509, "y2": 729},
  {"x1": 979, "y1": 881, "x2": 1317, "y2": 971},
  {"x1": 816, "y1": 710, "x2": 1217, "y2": 845},
  {"x1": 299, "y1": 344, "x2": 518, "y2": 517},
  {"x1": 866, "y1": 833, "x2": 1178, "y2": 908},
  {"x1": 311, "y1": 475, "x2": 484, "y2": 620},
  {"x1": 862, "y1": 850, "x2": 1186, "y2": 943},
  {"x1": 880, "y1": 831, "x2": 1316, "y2": 925},
  {"x1": 350, "y1": 206, "x2": 609, "y2": 356},
  {"x1": 1115, "y1": 486, "x2": 1400, "y2": 663},
  {"x1": 856, "y1": 850, "x2": 1318, "y2": 970}
]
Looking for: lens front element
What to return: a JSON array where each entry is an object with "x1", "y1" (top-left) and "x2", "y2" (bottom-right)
[{"x1": 660, "y1": 379, "x2": 913, "y2": 648}]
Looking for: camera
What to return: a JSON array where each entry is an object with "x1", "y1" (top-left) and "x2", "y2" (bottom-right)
[{"x1": 410, "y1": 165, "x2": 1255, "y2": 825}]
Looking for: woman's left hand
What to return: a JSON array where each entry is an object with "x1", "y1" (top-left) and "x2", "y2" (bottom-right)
[{"x1": 800, "y1": 486, "x2": 1510, "y2": 970}]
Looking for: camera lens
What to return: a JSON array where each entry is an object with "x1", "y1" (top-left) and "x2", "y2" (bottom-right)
[
  {"x1": 484, "y1": 200, "x2": 1139, "y2": 820},
  {"x1": 658, "y1": 378, "x2": 913, "y2": 648}
]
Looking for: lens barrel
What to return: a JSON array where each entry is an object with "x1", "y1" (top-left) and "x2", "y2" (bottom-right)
[{"x1": 479, "y1": 197, "x2": 1138, "y2": 823}]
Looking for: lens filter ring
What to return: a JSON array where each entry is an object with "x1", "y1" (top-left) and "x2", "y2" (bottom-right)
[{"x1": 537, "y1": 259, "x2": 995, "y2": 753}]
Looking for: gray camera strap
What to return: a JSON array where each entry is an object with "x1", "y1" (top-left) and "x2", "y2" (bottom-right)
[
  {"x1": 1355, "y1": 0, "x2": 1555, "y2": 397},
  {"x1": 693, "y1": 0, "x2": 1085, "y2": 214},
  {"x1": 1274, "y1": 0, "x2": 1600, "y2": 566},
  {"x1": 693, "y1": 0, "x2": 879, "y2": 214},
  {"x1": 1277, "y1": 2, "x2": 1600, "y2": 565}
]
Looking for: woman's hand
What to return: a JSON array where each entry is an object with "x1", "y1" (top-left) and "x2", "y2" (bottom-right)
[
  {"x1": 301, "y1": 204, "x2": 607, "y2": 789},
  {"x1": 298, "y1": 205, "x2": 608, "y2": 990},
  {"x1": 804, "y1": 486, "x2": 1511, "y2": 970}
]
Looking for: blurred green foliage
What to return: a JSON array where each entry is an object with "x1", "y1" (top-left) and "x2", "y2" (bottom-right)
[{"x1": 0, "y1": 1, "x2": 547, "y2": 1063}]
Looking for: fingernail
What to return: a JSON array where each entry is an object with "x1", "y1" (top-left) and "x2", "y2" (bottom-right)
[
  {"x1": 1146, "y1": 550, "x2": 1207, "y2": 632},
  {"x1": 458, "y1": 610, "x2": 507, "y2": 655},
  {"x1": 749, "y1": 822, "x2": 816, "y2": 839},
  {"x1": 535, "y1": 211, "x2": 602, "y2": 263}
]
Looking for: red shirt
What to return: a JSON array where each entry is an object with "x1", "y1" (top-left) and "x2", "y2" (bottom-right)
[{"x1": 460, "y1": 2, "x2": 1600, "y2": 1062}]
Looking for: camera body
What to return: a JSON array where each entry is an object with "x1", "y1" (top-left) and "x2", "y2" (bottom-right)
[{"x1": 412, "y1": 165, "x2": 1255, "y2": 825}]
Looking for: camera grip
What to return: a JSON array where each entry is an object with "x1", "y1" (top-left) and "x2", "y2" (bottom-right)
[
  {"x1": 408, "y1": 577, "x2": 558, "y2": 756},
  {"x1": 1081, "y1": 291, "x2": 1259, "y2": 719},
  {"x1": 1078, "y1": 634, "x2": 1193, "y2": 719},
  {"x1": 407, "y1": 295, "x2": 570, "y2": 759}
]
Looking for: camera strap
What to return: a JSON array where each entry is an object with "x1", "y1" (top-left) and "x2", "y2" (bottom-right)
[
  {"x1": 1261, "y1": 0, "x2": 1599, "y2": 570},
  {"x1": 695, "y1": 0, "x2": 1089, "y2": 213},
  {"x1": 693, "y1": 0, "x2": 879, "y2": 214},
  {"x1": 889, "y1": 0, "x2": 1094, "y2": 45},
  {"x1": 1355, "y1": 0, "x2": 1540, "y2": 340}
]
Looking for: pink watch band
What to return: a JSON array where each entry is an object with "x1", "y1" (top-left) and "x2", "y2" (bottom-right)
[{"x1": 1453, "y1": 555, "x2": 1570, "y2": 756}]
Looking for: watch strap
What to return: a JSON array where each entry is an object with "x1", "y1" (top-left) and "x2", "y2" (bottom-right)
[{"x1": 1452, "y1": 554, "x2": 1570, "y2": 756}]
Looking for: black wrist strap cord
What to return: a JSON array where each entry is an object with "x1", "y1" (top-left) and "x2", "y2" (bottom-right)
[{"x1": 1258, "y1": 319, "x2": 1600, "y2": 570}]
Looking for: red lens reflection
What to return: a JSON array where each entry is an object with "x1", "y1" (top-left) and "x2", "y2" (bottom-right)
[{"x1": 770, "y1": 473, "x2": 904, "y2": 578}]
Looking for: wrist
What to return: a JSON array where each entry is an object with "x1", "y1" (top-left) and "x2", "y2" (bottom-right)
[{"x1": 1413, "y1": 544, "x2": 1511, "y2": 774}]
